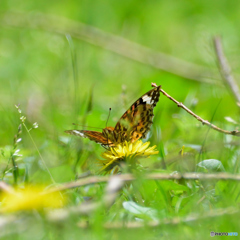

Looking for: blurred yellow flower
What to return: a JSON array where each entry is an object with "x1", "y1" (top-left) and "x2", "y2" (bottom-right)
[
  {"x1": 0, "y1": 186, "x2": 65, "y2": 213},
  {"x1": 99, "y1": 140, "x2": 159, "y2": 174}
]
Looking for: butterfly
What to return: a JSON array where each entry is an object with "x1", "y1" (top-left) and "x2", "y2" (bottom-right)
[{"x1": 65, "y1": 85, "x2": 161, "y2": 147}]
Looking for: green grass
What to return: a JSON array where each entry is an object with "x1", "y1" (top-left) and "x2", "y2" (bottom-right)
[{"x1": 0, "y1": 1, "x2": 240, "y2": 239}]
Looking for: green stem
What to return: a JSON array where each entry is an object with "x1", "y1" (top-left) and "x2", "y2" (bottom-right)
[{"x1": 22, "y1": 122, "x2": 56, "y2": 184}]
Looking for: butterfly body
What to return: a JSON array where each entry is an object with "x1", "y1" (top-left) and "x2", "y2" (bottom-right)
[{"x1": 65, "y1": 85, "x2": 161, "y2": 147}]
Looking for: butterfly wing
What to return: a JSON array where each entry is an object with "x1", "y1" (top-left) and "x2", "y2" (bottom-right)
[
  {"x1": 65, "y1": 85, "x2": 161, "y2": 146},
  {"x1": 114, "y1": 85, "x2": 161, "y2": 143},
  {"x1": 65, "y1": 130, "x2": 113, "y2": 146}
]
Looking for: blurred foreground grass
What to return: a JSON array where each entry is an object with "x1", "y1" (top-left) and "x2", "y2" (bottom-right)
[{"x1": 0, "y1": 0, "x2": 240, "y2": 239}]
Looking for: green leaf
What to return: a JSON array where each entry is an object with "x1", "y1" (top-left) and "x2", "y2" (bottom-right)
[
  {"x1": 197, "y1": 159, "x2": 225, "y2": 172},
  {"x1": 123, "y1": 201, "x2": 158, "y2": 221},
  {"x1": 157, "y1": 180, "x2": 189, "y2": 192}
]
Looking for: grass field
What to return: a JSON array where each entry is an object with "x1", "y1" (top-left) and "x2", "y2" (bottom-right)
[{"x1": 0, "y1": 1, "x2": 240, "y2": 239}]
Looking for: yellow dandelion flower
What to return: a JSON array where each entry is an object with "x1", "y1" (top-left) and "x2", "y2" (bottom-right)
[
  {"x1": 0, "y1": 186, "x2": 65, "y2": 213},
  {"x1": 99, "y1": 140, "x2": 159, "y2": 174}
]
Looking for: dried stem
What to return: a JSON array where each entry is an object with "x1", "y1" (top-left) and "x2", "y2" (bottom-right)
[
  {"x1": 47, "y1": 175, "x2": 124, "y2": 220},
  {"x1": 0, "y1": 11, "x2": 219, "y2": 84},
  {"x1": 46, "y1": 172, "x2": 240, "y2": 194},
  {"x1": 152, "y1": 83, "x2": 240, "y2": 136},
  {"x1": 213, "y1": 36, "x2": 240, "y2": 106},
  {"x1": 100, "y1": 207, "x2": 238, "y2": 229},
  {"x1": 45, "y1": 172, "x2": 240, "y2": 221}
]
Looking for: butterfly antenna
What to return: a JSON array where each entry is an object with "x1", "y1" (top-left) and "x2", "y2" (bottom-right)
[
  {"x1": 72, "y1": 123, "x2": 103, "y2": 130},
  {"x1": 105, "y1": 108, "x2": 111, "y2": 128},
  {"x1": 105, "y1": 108, "x2": 112, "y2": 150}
]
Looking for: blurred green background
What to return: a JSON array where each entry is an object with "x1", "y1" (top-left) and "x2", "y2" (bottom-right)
[{"x1": 0, "y1": 0, "x2": 240, "y2": 239}]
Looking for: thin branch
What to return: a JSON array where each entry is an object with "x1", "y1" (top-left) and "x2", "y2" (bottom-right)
[
  {"x1": 100, "y1": 207, "x2": 238, "y2": 229},
  {"x1": 0, "y1": 11, "x2": 220, "y2": 84},
  {"x1": 47, "y1": 175, "x2": 124, "y2": 220},
  {"x1": 213, "y1": 36, "x2": 240, "y2": 106},
  {"x1": 47, "y1": 173, "x2": 239, "y2": 221},
  {"x1": 46, "y1": 172, "x2": 240, "y2": 194},
  {"x1": 152, "y1": 83, "x2": 240, "y2": 136}
]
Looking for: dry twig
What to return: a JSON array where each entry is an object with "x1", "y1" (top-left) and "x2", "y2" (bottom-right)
[
  {"x1": 46, "y1": 172, "x2": 240, "y2": 194},
  {"x1": 47, "y1": 175, "x2": 124, "y2": 220},
  {"x1": 46, "y1": 173, "x2": 240, "y2": 221},
  {"x1": 151, "y1": 82, "x2": 240, "y2": 136},
  {"x1": 0, "y1": 11, "x2": 219, "y2": 83},
  {"x1": 214, "y1": 36, "x2": 240, "y2": 106},
  {"x1": 100, "y1": 207, "x2": 238, "y2": 229}
]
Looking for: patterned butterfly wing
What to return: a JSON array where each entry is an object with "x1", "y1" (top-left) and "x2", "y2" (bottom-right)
[
  {"x1": 113, "y1": 85, "x2": 161, "y2": 143},
  {"x1": 65, "y1": 85, "x2": 161, "y2": 146},
  {"x1": 64, "y1": 130, "x2": 113, "y2": 146}
]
